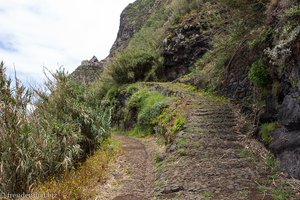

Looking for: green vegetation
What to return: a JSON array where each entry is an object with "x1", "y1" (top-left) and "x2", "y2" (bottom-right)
[
  {"x1": 203, "y1": 91, "x2": 229, "y2": 103},
  {"x1": 249, "y1": 59, "x2": 269, "y2": 87},
  {"x1": 240, "y1": 148, "x2": 256, "y2": 161},
  {"x1": 171, "y1": 114, "x2": 186, "y2": 133},
  {"x1": 185, "y1": 0, "x2": 271, "y2": 94},
  {"x1": 177, "y1": 148, "x2": 188, "y2": 157},
  {"x1": 176, "y1": 137, "x2": 188, "y2": 147},
  {"x1": 104, "y1": 83, "x2": 187, "y2": 144},
  {"x1": 106, "y1": 50, "x2": 163, "y2": 84},
  {"x1": 271, "y1": 187, "x2": 293, "y2": 200},
  {"x1": 125, "y1": 0, "x2": 154, "y2": 27},
  {"x1": 239, "y1": 189, "x2": 251, "y2": 197},
  {"x1": 126, "y1": 88, "x2": 167, "y2": 131},
  {"x1": 154, "y1": 153, "x2": 164, "y2": 163},
  {"x1": 284, "y1": 5, "x2": 300, "y2": 17},
  {"x1": 260, "y1": 122, "x2": 278, "y2": 144},
  {"x1": 256, "y1": 154, "x2": 294, "y2": 200},
  {"x1": 258, "y1": 185, "x2": 292, "y2": 200},
  {"x1": 265, "y1": 153, "x2": 280, "y2": 173},
  {"x1": 248, "y1": 26, "x2": 273, "y2": 49},
  {"x1": 154, "y1": 100, "x2": 187, "y2": 144},
  {"x1": 0, "y1": 64, "x2": 111, "y2": 193},
  {"x1": 201, "y1": 191, "x2": 214, "y2": 198},
  {"x1": 101, "y1": 4, "x2": 167, "y2": 86},
  {"x1": 2, "y1": 0, "x2": 299, "y2": 197}
]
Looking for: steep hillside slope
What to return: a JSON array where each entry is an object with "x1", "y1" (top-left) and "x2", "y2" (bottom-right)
[
  {"x1": 87, "y1": 0, "x2": 300, "y2": 181},
  {"x1": 6, "y1": 0, "x2": 300, "y2": 197},
  {"x1": 71, "y1": 0, "x2": 169, "y2": 84},
  {"x1": 69, "y1": 0, "x2": 300, "y2": 198}
]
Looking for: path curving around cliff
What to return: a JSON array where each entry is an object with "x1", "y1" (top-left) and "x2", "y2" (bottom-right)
[{"x1": 92, "y1": 82, "x2": 299, "y2": 200}]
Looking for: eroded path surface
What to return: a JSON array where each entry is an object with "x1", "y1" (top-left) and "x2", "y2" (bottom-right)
[
  {"x1": 94, "y1": 135, "x2": 162, "y2": 200},
  {"x1": 149, "y1": 83, "x2": 298, "y2": 200}
]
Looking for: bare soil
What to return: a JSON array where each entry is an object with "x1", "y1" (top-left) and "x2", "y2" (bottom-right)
[{"x1": 93, "y1": 135, "x2": 163, "y2": 200}]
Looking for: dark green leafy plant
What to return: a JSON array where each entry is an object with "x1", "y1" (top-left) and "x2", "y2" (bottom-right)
[{"x1": 249, "y1": 59, "x2": 269, "y2": 87}]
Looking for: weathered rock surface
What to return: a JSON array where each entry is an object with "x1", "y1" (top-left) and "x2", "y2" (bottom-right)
[
  {"x1": 266, "y1": 52, "x2": 300, "y2": 179},
  {"x1": 110, "y1": 0, "x2": 170, "y2": 56},
  {"x1": 163, "y1": 21, "x2": 211, "y2": 80},
  {"x1": 269, "y1": 128, "x2": 300, "y2": 179}
]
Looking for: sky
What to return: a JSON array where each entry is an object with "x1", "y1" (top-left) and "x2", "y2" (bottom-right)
[{"x1": 0, "y1": 0, "x2": 135, "y2": 86}]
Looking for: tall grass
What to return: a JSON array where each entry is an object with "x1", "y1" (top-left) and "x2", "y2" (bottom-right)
[{"x1": 0, "y1": 63, "x2": 111, "y2": 194}]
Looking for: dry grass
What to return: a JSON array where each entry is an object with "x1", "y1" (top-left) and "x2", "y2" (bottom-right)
[{"x1": 30, "y1": 138, "x2": 121, "y2": 200}]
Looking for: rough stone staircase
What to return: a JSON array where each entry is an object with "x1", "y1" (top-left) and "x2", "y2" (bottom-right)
[
  {"x1": 152, "y1": 83, "x2": 286, "y2": 200},
  {"x1": 93, "y1": 82, "x2": 297, "y2": 200}
]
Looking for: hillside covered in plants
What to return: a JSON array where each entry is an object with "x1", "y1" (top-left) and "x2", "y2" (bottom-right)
[{"x1": 1, "y1": 0, "x2": 300, "y2": 199}]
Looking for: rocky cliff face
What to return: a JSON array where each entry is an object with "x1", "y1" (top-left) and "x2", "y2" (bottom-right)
[
  {"x1": 71, "y1": 0, "x2": 168, "y2": 84},
  {"x1": 110, "y1": 0, "x2": 164, "y2": 55},
  {"x1": 162, "y1": 20, "x2": 212, "y2": 80}
]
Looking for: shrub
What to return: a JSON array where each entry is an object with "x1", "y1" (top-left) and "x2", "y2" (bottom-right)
[
  {"x1": 0, "y1": 63, "x2": 35, "y2": 193},
  {"x1": 106, "y1": 49, "x2": 161, "y2": 84},
  {"x1": 220, "y1": 0, "x2": 267, "y2": 12},
  {"x1": 101, "y1": 5, "x2": 167, "y2": 85},
  {"x1": 260, "y1": 122, "x2": 278, "y2": 144},
  {"x1": 264, "y1": 24, "x2": 300, "y2": 66},
  {"x1": 126, "y1": 88, "x2": 167, "y2": 132},
  {"x1": 0, "y1": 64, "x2": 111, "y2": 194},
  {"x1": 35, "y1": 69, "x2": 111, "y2": 154},
  {"x1": 248, "y1": 26, "x2": 273, "y2": 49},
  {"x1": 249, "y1": 59, "x2": 269, "y2": 87}
]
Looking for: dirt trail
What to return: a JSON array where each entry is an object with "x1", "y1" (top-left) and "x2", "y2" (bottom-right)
[
  {"x1": 93, "y1": 135, "x2": 162, "y2": 200},
  {"x1": 93, "y1": 83, "x2": 299, "y2": 200}
]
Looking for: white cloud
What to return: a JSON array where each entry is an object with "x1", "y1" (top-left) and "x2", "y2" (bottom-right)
[{"x1": 0, "y1": 0, "x2": 135, "y2": 85}]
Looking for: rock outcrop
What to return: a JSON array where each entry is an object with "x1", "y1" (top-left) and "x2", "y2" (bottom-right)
[
  {"x1": 110, "y1": 0, "x2": 158, "y2": 55},
  {"x1": 71, "y1": 0, "x2": 168, "y2": 84},
  {"x1": 70, "y1": 56, "x2": 105, "y2": 85},
  {"x1": 266, "y1": 41, "x2": 300, "y2": 179},
  {"x1": 163, "y1": 22, "x2": 211, "y2": 80}
]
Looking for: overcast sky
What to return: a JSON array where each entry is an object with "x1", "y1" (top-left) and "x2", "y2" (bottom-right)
[{"x1": 0, "y1": 0, "x2": 135, "y2": 86}]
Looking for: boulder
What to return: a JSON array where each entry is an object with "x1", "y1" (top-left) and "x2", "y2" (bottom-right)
[{"x1": 278, "y1": 95, "x2": 300, "y2": 131}]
